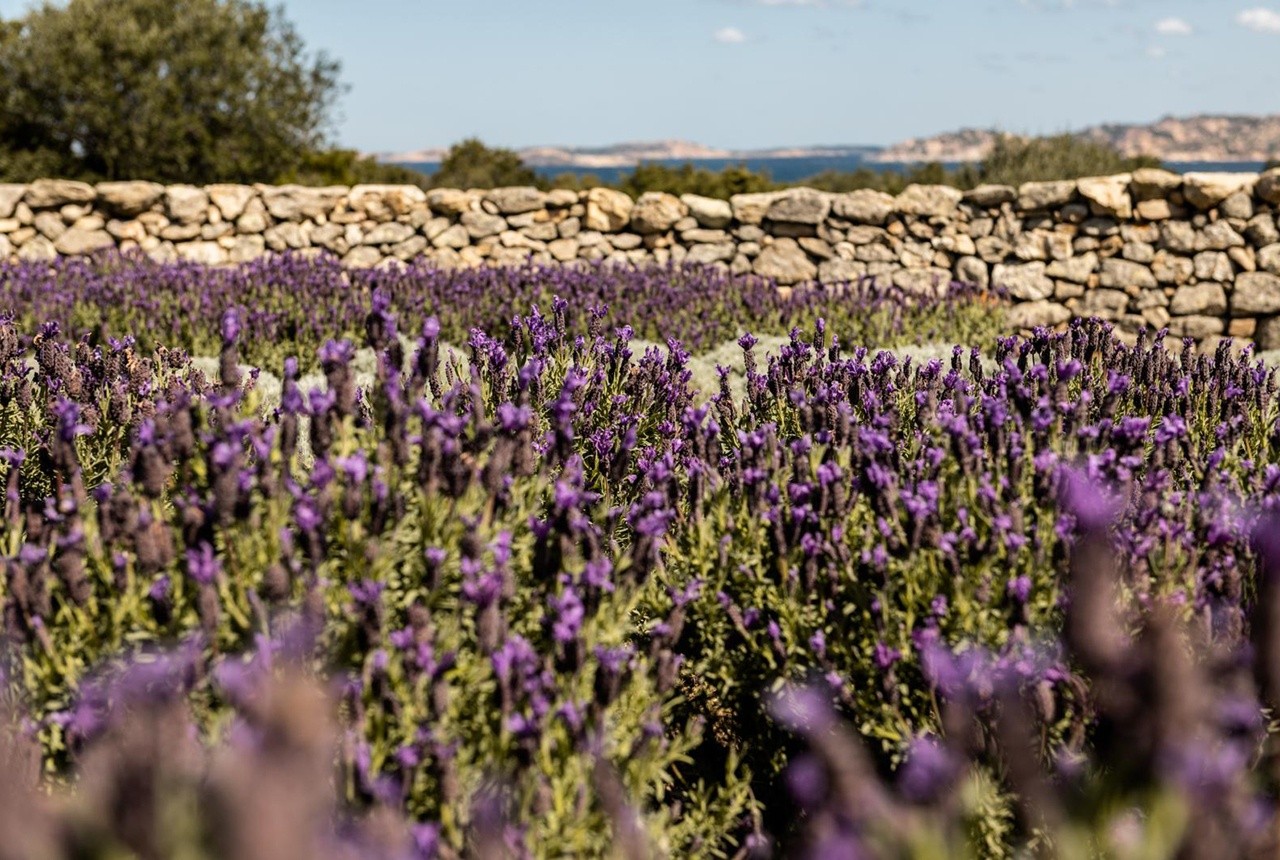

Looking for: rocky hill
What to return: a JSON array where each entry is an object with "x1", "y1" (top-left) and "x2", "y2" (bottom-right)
[
  {"x1": 870, "y1": 115, "x2": 1280, "y2": 163},
  {"x1": 377, "y1": 140, "x2": 878, "y2": 167}
]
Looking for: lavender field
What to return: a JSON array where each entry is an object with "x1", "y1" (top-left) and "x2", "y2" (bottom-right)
[{"x1": 0, "y1": 255, "x2": 1279, "y2": 858}]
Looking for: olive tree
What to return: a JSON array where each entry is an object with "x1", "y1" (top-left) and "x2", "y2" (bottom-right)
[{"x1": 0, "y1": 0, "x2": 343, "y2": 183}]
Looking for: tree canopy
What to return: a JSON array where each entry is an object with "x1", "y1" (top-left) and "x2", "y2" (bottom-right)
[
  {"x1": 424, "y1": 138, "x2": 540, "y2": 189},
  {"x1": 0, "y1": 0, "x2": 343, "y2": 183}
]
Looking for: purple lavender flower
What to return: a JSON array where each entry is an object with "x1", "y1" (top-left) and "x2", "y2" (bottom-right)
[{"x1": 185, "y1": 542, "x2": 220, "y2": 585}]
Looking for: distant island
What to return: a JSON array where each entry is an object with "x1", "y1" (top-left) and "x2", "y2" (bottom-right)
[
  {"x1": 377, "y1": 115, "x2": 1280, "y2": 169},
  {"x1": 870, "y1": 114, "x2": 1280, "y2": 164},
  {"x1": 376, "y1": 140, "x2": 880, "y2": 168}
]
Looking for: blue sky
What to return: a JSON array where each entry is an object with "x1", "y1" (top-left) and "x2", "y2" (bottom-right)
[{"x1": 3, "y1": 0, "x2": 1280, "y2": 152}]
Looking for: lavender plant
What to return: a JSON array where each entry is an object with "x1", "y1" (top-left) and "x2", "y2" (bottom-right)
[
  {"x1": 0, "y1": 258, "x2": 1277, "y2": 856},
  {"x1": 0, "y1": 254, "x2": 1000, "y2": 370}
]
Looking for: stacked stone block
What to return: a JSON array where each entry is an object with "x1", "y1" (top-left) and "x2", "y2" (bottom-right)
[{"x1": 4, "y1": 169, "x2": 1280, "y2": 349}]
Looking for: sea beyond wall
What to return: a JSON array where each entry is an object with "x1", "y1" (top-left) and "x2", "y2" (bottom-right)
[{"x1": 4, "y1": 170, "x2": 1280, "y2": 349}]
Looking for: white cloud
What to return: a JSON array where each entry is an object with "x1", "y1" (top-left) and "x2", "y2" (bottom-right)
[
  {"x1": 1154, "y1": 17, "x2": 1193, "y2": 35},
  {"x1": 1238, "y1": 7, "x2": 1280, "y2": 32},
  {"x1": 713, "y1": 26, "x2": 748, "y2": 43}
]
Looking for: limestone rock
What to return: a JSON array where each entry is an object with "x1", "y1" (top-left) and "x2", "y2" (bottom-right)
[
  {"x1": 389, "y1": 236, "x2": 427, "y2": 261},
  {"x1": 818, "y1": 258, "x2": 867, "y2": 284},
  {"x1": 425, "y1": 188, "x2": 476, "y2": 216},
  {"x1": 992, "y1": 261, "x2": 1053, "y2": 300},
  {"x1": 680, "y1": 194, "x2": 732, "y2": 228},
  {"x1": 963, "y1": 184, "x2": 1016, "y2": 208},
  {"x1": 892, "y1": 267, "x2": 951, "y2": 297},
  {"x1": 895, "y1": 184, "x2": 962, "y2": 218},
  {"x1": 1167, "y1": 316, "x2": 1225, "y2": 338},
  {"x1": 236, "y1": 211, "x2": 267, "y2": 234},
  {"x1": 584, "y1": 188, "x2": 634, "y2": 232},
  {"x1": 309, "y1": 223, "x2": 345, "y2": 252},
  {"x1": 1077, "y1": 289, "x2": 1130, "y2": 319},
  {"x1": 609, "y1": 233, "x2": 643, "y2": 251},
  {"x1": 1233, "y1": 272, "x2": 1280, "y2": 314},
  {"x1": 545, "y1": 189, "x2": 580, "y2": 208},
  {"x1": 1078, "y1": 174, "x2": 1132, "y2": 218},
  {"x1": 1129, "y1": 168, "x2": 1182, "y2": 200},
  {"x1": 1192, "y1": 251, "x2": 1233, "y2": 282},
  {"x1": 1220, "y1": 191, "x2": 1253, "y2": 220},
  {"x1": 766, "y1": 188, "x2": 830, "y2": 224},
  {"x1": 53, "y1": 228, "x2": 113, "y2": 255},
  {"x1": 1259, "y1": 243, "x2": 1280, "y2": 276},
  {"x1": 798, "y1": 236, "x2": 833, "y2": 259},
  {"x1": 34, "y1": 212, "x2": 66, "y2": 241},
  {"x1": 484, "y1": 186, "x2": 547, "y2": 215},
  {"x1": 681, "y1": 228, "x2": 729, "y2": 244},
  {"x1": 355, "y1": 223, "x2": 409, "y2": 246},
  {"x1": 461, "y1": 211, "x2": 507, "y2": 239},
  {"x1": 832, "y1": 189, "x2": 896, "y2": 225},
  {"x1": 1099, "y1": 258, "x2": 1157, "y2": 289},
  {"x1": 1181, "y1": 172, "x2": 1255, "y2": 210},
  {"x1": 206, "y1": 185, "x2": 256, "y2": 221},
  {"x1": 547, "y1": 238, "x2": 580, "y2": 262},
  {"x1": 685, "y1": 243, "x2": 736, "y2": 265},
  {"x1": 1046, "y1": 252, "x2": 1098, "y2": 284},
  {"x1": 1122, "y1": 241, "x2": 1154, "y2": 264},
  {"x1": 228, "y1": 235, "x2": 266, "y2": 263},
  {"x1": 1247, "y1": 215, "x2": 1280, "y2": 247},
  {"x1": 106, "y1": 219, "x2": 147, "y2": 243},
  {"x1": 160, "y1": 223, "x2": 201, "y2": 242},
  {"x1": 1008, "y1": 300, "x2": 1071, "y2": 328},
  {"x1": 342, "y1": 247, "x2": 383, "y2": 268},
  {"x1": 24, "y1": 179, "x2": 95, "y2": 208},
  {"x1": 1196, "y1": 220, "x2": 1245, "y2": 251},
  {"x1": 1256, "y1": 168, "x2": 1280, "y2": 205},
  {"x1": 630, "y1": 192, "x2": 685, "y2": 233},
  {"x1": 175, "y1": 241, "x2": 228, "y2": 265},
  {"x1": 521, "y1": 222, "x2": 557, "y2": 242},
  {"x1": 262, "y1": 185, "x2": 345, "y2": 221},
  {"x1": 1159, "y1": 221, "x2": 1196, "y2": 253},
  {"x1": 0, "y1": 185, "x2": 24, "y2": 219},
  {"x1": 1152, "y1": 251, "x2": 1194, "y2": 284},
  {"x1": 1014, "y1": 231, "x2": 1048, "y2": 262},
  {"x1": 1135, "y1": 199, "x2": 1174, "y2": 221},
  {"x1": 1256, "y1": 315, "x2": 1280, "y2": 350},
  {"x1": 361, "y1": 222, "x2": 416, "y2": 245},
  {"x1": 1229, "y1": 246, "x2": 1256, "y2": 273},
  {"x1": 96, "y1": 181, "x2": 164, "y2": 215},
  {"x1": 557, "y1": 217, "x2": 581, "y2": 239},
  {"x1": 431, "y1": 224, "x2": 470, "y2": 249},
  {"x1": 1171, "y1": 283, "x2": 1228, "y2": 316},
  {"x1": 17, "y1": 235, "x2": 57, "y2": 260},
  {"x1": 1017, "y1": 180, "x2": 1076, "y2": 211},
  {"x1": 954, "y1": 256, "x2": 988, "y2": 288},
  {"x1": 731, "y1": 192, "x2": 782, "y2": 226},
  {"x1": 752, "y1": 238, "x2": 816, "y2": 284},
  {"x1": 165, "y1": 186, "x2": 209, "y2": 225},
  {"x1": 348, "y1": 185, "x2": 428, "y2": 219}
]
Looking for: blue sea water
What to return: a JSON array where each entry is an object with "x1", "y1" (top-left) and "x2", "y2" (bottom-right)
[{"x1": 397, "y1": 156, "x2": 1270, "y2": 185}]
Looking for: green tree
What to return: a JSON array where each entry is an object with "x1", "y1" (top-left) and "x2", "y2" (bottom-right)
[
  {"x1": 617, "y1": 162, "x2": 774, "y2": 198},
  {"x1": 976, "y1": 133, "x2": 1160, "y2": 186},
  {"x1": 0, "y1": 0, "x2": 342, "y2": 183},
  {"x1": 427, "y1": 138, "x2": 540, "y2": 189},
  {"x1": 280, "y1": 148, "x2": 431, "y2": 190}
]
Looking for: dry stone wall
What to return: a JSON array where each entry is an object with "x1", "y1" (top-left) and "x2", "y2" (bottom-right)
[{"x1": 5, "y1": 170, "x2": 1280, "y2": 349}]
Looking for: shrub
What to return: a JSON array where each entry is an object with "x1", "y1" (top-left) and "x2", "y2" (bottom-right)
[{"x1": 0, "y1": 0, "x2": 342, "y2": 184}]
